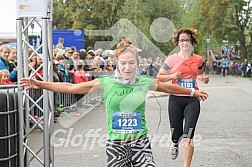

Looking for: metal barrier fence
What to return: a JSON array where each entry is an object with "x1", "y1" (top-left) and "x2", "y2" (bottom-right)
[
  {"x1": 0, "y1": 85, "x2": 18, "y2": 167},
  {"x1": 29, "y1": 89, "x2": 103, "y2": 120},
  {"x1": 28, "y1": 71, "x2": 113, "y2": 119},
  {"x1": 0, "y1": 71, "x2": 111, "y2": 167}
]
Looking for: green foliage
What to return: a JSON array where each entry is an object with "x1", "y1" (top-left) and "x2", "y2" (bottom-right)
[
  {"x1": 197, "y1": 0, "x2": 252, "y2": 60},
  {"x1": 52, "y1": 0, "x2": 252, "y2": 60},
  {"x1": 53, "y1": 0, "x2": 183, "y2": 57}
]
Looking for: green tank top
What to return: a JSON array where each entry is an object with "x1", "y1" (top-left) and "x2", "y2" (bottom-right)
[{"x1": 98, "y1": 76, "x2": 154, "y2": 140}]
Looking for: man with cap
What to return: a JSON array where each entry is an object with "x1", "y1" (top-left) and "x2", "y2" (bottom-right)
[
  {"x1": 95, "y1": 48, "x2": 106, "y2": 70},
  {"x1": 53, "y1": 60, "x2": 63, "y2": 82},
  {"x1": 55, "y1": 38, "x2": 65, "y2": 50},
  {"x1": 63, "y1": 47, "x2": 75, "y2": 83}
]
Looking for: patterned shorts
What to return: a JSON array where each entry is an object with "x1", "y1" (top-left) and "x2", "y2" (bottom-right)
[{"x1": 106, "y1": 135, "x2": 155, "y2": 167}]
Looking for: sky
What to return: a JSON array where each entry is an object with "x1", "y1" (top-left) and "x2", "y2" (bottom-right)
[
  {"x1": 0, "y1": 0, "x2": 16, "y2": 33},
  {"x1": 0, "y1": 0, "x2": 42, "y2": 38}
]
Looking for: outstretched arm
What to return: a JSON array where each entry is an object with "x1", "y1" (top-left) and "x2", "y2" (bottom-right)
[
  {"x1": 151, "y1": 80, "x2": 208, "y2": 101},
  {"x1": 19, "y1": 78, "x2": 102, "y2": 94}
]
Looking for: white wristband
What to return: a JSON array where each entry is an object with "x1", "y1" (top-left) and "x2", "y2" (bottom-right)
[{"x1": 190, "y1": 88, "x2": 195, "y2": 97}]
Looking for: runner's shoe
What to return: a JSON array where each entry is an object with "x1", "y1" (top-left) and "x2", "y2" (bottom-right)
[{"x1": 170, "y1": 143, "x2": 179, "y2": 160}]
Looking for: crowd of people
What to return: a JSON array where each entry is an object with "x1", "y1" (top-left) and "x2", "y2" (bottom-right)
[
  {"x1": 205, "y1": 55, "x2": 252, "y2": 78},
  {"x1": 1, "y1": 37, "x2": 249, "y2": 88},
  {"x1": 52, "y1": 46, "x2": 116, "y2": 83}
]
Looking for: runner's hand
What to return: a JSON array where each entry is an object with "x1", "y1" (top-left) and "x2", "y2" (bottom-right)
[
  {"x1": 20, "y1": 78, "x2": 40, "y2": 90},
  {"x1": 173, "y1": 72, "x2": 182, "y2": 79},
  {"x1": 194, "y1": 90, "x2": 208, "y2": 101},
  {"x1": 202, "y1": 75, "x2": 209, "y2": 84}
]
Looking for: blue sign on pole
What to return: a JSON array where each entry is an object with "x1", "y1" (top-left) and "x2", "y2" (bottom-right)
[{"x1": 52, "y1": 30, "x2": 84, "y2": 50}]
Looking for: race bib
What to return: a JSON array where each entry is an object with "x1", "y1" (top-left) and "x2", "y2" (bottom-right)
[
  {"x1": 178, "y1": 78, "x2": 195, "y2": 88},
  {"x1": 112, "y1": 112, "x2": 142, "y2": 133}
]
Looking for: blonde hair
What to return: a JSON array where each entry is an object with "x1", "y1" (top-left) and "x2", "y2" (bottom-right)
[
  {"x1": 0, "y1": 45, "x2": 11, "y2": 52},
  {"x1": 116, "y1": 38, "x2": 139, "y2": 64},
  {"x1": 1, "y1": 69, "x2": 10, "y2": 76},
  {"x1": 1, "y1": 69, "x2": 9, "y2": 81}
]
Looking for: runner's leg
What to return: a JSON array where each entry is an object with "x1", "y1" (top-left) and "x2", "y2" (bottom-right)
[
  {"x1": 183, "y1": 98, "x2": 200, "y2": 167},
  {"x1": 131, "y1": 135, "x2": 155, "y2": 167},
  {"x1": 168, "y1": 95, "x2": 184, "y2": 144},
  {"x1": 106, "y1": 140, "x2": 131, "y2": 167}
]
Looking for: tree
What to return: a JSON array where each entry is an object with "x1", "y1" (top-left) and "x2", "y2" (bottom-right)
[
  {"x1": 118, "y1": 0, "x2": 182, "y2": 57},
  {"x1": 197, "y1": 0, "x2": 252, "y2": 60},
  {"x1": 232, "y1": 0, "x2": 252, "y2": 59},
  {"x1": 53, "y1": 0, "x2": 126, "y2": 48}
]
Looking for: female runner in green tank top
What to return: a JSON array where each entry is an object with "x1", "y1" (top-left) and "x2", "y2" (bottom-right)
[{"x1": 20, "y1": 38, "x2": 208, "y2": 167}]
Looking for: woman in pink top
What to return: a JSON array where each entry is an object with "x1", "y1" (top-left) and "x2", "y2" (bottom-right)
[
  {"x1": 74, "y1": 60, "x2": 90, "y2": 115},
  {"x1": 157, "y1": 28, "x2": 209, "y2": 167}
]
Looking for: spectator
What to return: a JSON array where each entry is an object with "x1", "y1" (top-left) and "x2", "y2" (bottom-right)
[
  {"x1": 79, "y1": 51, "x2": 90, "y2": 72},
  {"x1": 74, "y1": 61, "x2": 89, "y2": 84},
  {"x1": 8, "y1": 47, "x2": 17, "y2": 72},
  {"x1": 217, "y1": 60, "x2": 221, "y2": 75},
  {"x1": 74, "y1": 60, "x2": 90, "y2": 115},
  {"x1": 86, "y1": 46, "x2": 94, "y2": 52},
  {"x1": 57, "y1": 56, "x2": 69, "y2": 82},
  {"x1": 63, "y1": 47, "x2": 74, "y2": 83},
  {"x1": 79, "y1": 50, "x2": 87, "y2": 60},
  {"x1": 233, "y1": 60, "x2": 238, "y2": 75},
  {"x1": 205, "y1": 60, "x2": 210, "y2": 74},
  {"x1": 241, "y1": 60, "x2": 248, "y2": 77},
  {"x1": 228, "y1": 60, "x2": 234, "y2": 75},
  {"x1": 63, "y1": 47, "x2": 74, "y2": 70},
  {"x1": 212, "y1": 60, "x2": 217, "y2": 75},
  {"x1": 8, "y1": 47, "x2": 17, "y2": 82},
  {"x1": 1, "y1": 69, "x2": 15, "y2": 85},
  {"x1": 92, "y1": 56, "x2": 101, "y2": 70},
  {"x1": 55, "y1": 38, "x2": 65, "y2": 50},
  {"x1": 80, "y1": 49, "x2": 86, "y2": 53},
  {"x1": 28, "y1": 54, "x2": 38, "y2": 75},
  {"x1": 105, "y1": 59, "x2": 114, "y2": 72},
  {"x1": 86, "y1": 50, "x2": 98, "y2": 80},
  {"x1": 53, "y1": 60, "x2": 63, "y2": 82},
  {"x1": 237, "y1": 62, "x2": 242, "y2": 77},
  {"x1": 87, "y1": 50, "x2": 95, "y2": 59},
  {"x1": 52, "y1": 59, "x2": 62, "y2": 111},
  {"x1": 72, "y1": 50, "x2": 80, "y2": 71},
  {"x1": 34, "y1": 54, "x2": 43, "y2": 80},
  {"x1": 95, "y1": 49, "x2": 106, "y2": 70},
  {"x1": 0, "y1": 45, "x2": 17, "y2": 82},
  {"x1": 221, "y1": 57, "x2": 228, "y2": 77},
  {"x1": 70, "y1": 46, "x2": 77, "y2": 52}
]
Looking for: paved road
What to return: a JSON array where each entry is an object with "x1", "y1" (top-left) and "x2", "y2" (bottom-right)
[{"x1": 31, "y1": 75, "x2": 252, "y2": 167}]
